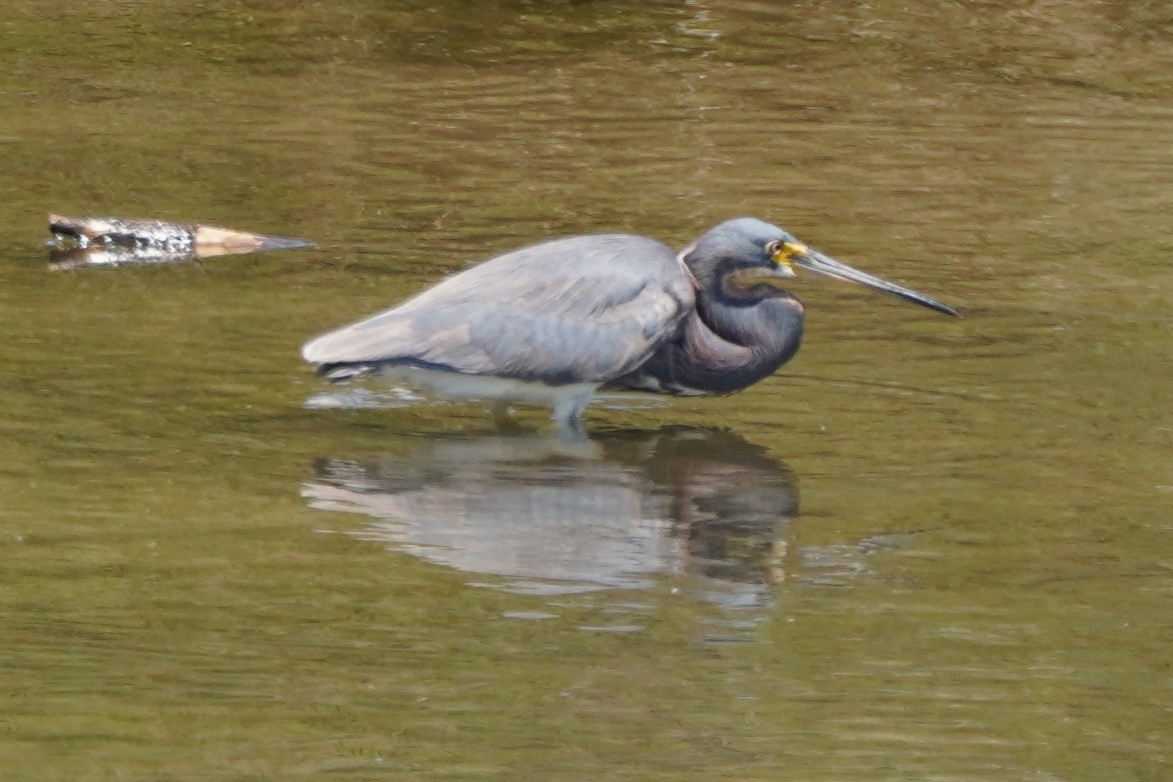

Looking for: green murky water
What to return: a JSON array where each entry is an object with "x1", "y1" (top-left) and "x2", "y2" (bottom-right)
[{"x1": 1, "y1": 2, "x2": 1169, "y2": 779}]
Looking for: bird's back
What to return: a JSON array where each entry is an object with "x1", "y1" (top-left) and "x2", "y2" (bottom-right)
[{"x1": 302, "y1": 233, "x2": 696, "y2": 387}]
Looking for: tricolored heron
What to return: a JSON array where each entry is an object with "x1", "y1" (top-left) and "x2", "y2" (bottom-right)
[{"x1": 302, "y1": 218, "x2": 957, "y2": 425}]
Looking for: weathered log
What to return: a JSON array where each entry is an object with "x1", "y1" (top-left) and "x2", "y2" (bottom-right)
[{"x1": 47, "y1": 214, "x2": 313, "y2": 269}]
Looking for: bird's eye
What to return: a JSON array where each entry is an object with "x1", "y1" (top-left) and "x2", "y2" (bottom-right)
[{"x1": 766, "y1": 240, "x2": 784, "y2": 258}]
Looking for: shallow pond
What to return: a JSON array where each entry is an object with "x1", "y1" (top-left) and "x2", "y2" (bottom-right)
[{"x1": 1, "y1": 1, "x2": 1170, "y2": 779}]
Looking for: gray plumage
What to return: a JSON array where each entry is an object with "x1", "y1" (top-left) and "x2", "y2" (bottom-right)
[
  {"x1": 303, "y1": 233, "x2": 694, "y2": 387},
  {"x1": 303, "y1": 217, "x2": 957, "y2": 426}
]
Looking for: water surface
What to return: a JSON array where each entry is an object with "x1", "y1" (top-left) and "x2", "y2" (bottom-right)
[{"x1": 0, "y1": 1, "x2": 1169, "y2": 779}]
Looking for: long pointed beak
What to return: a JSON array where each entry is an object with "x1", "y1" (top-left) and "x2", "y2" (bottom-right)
[{"x1": 792, "y1": 249, "x2": 958, "y2": 317}]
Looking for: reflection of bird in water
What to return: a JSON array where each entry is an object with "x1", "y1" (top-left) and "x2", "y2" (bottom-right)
[
  {"x1": 303, "y1": 218, "x2": 956, "y2": 427},
  {"x1": 302, "y1": 427, "x2": 798, "y2": 610}
]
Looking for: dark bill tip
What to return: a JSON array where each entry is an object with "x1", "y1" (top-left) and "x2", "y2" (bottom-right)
[{"x1": 795, "y1": 250, "x2": 959, "y2": 317}]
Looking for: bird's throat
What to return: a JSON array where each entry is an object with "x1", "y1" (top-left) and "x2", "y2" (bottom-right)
[{"x1": 721, "y1": 268, "x2": 799, "y2": 302}]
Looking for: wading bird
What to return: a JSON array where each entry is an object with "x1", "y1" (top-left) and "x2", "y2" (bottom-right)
[{"x1": 302, "y1": 218, "x2": 957, "y2": 426}]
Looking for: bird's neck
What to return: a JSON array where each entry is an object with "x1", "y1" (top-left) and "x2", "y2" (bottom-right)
[
  {"x1": 606, "y1": 288, "x2": 804, "y2": 397},
  {"x1": 696, "y1": 287, "x2": 804, "y2": 361},
  {"x1": 656, "y1": 290, "x2": 804, "y2": 395}
]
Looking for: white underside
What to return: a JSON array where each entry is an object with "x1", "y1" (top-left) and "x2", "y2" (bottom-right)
[
  {"x1": 613, "y1": 375, "x2": 710, "y2": 397},
  {"x1": 370, "y1": 365, "x2": 599, "y2": 424}
]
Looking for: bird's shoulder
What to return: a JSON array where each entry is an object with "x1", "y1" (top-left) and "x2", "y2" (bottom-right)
[{"x1": 406, "y1": 233, "x2": 692, "y2": 309}]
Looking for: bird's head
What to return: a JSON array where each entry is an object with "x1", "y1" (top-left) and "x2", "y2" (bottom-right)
[{"x1": 684, "y1": 217, "x2": 957, "y2": 316}]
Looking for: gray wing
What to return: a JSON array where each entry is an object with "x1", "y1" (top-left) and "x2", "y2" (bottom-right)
[{"x1": 302, "y1": 234, "x2": 696, "y2": 385}]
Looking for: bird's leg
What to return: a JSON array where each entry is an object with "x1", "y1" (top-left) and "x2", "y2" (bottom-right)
[{"x1": 550, "y1": 386, "x2": 596, "y2": 433}]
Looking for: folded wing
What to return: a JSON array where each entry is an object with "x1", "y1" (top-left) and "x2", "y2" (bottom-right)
[{"x1": 302, "y1": 234, "x2": 696, "y2": 386}]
